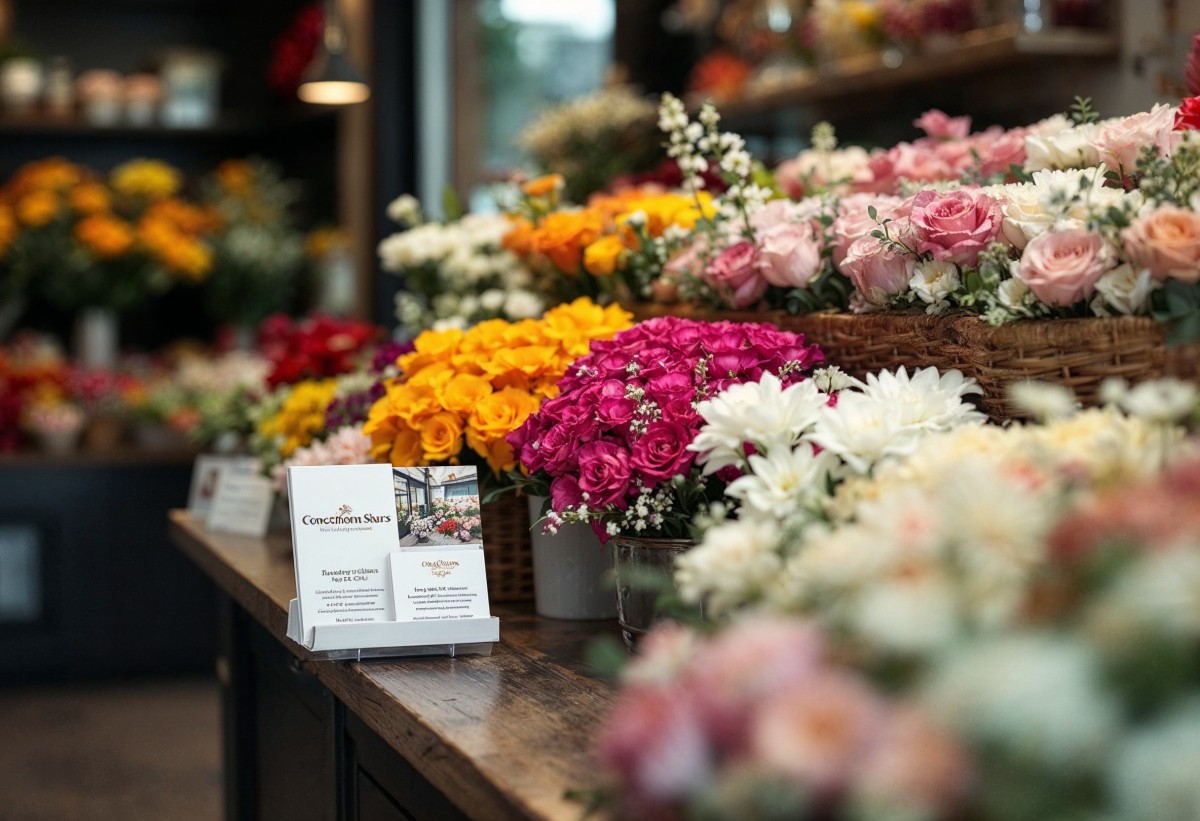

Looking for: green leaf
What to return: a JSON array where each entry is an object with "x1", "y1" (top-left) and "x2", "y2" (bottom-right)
[
  {"x1": 441, "y1": 185, "x2": 464, "y2": 221},
  {"x1": 583, "y1": 636, "x2": 630, "y2": 681},
  {"x1": 867, "y1": 205, "x2": 878, "y2": 221},
  {"x1": 1165, "y1": 311, "x2": 1200, "y2": 346}
]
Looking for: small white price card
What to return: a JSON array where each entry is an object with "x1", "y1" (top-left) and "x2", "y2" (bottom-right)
[
  {"x1": 207, "y1": 473, "x2": 275, "y2": 537},
  {"x1": 187, "y1": 455, "x2": 261, "y2": 523},
  {"x1": 390, "y1": 547, "x2": 491, "y2": 622}
]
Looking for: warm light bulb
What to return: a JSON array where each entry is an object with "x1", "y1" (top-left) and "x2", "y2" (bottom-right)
[{"x1": 297, "y1": 80, "x2": 370, "y2": 105}]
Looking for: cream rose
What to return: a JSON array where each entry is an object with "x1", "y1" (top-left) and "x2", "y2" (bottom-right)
[
  {"x1": 1121, "y1": 205, "x2": 1200, "y2": 284},
  {"x1": 1017, "y1": 228, "x2": 1115, "y2": 307}
]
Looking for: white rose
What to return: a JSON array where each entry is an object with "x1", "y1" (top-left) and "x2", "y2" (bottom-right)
[
  {"x1": 1024, "y1": 122, "x2": 1104, "y2": 171},
  {"x1": 386, "y1": 194, "x2": 423, "y2": 225},
  {"x1": 1091, "y1": 264, "x2": 1157, "y2": 316}
]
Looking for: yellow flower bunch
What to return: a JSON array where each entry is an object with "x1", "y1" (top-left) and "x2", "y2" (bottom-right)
[
  {"x1": 111, "y1": 159, "x2": 182, "y2": 200},
  {"x1": 138, "y1": 207, "x2": 214, "y2": 281},
  {"x1": 363, "y1": 298, "x2": 633, "y2": 476},
  {"x1": 257, "y1": 379, "x2": 338, "y2": 459},
  {"x1": 0, "y1": 205, "x2": 15, "y2": 259},
  {"x1": 16, "y1": 190, "x2": 60, "y2": 227},
  {"x1": 68, "y1": 182, "x2": 112, "y2": 215}
]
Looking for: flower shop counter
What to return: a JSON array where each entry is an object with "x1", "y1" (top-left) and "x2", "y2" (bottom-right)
[{"x1": 167, "y1": 510, "x2": 617, "y2": 821}]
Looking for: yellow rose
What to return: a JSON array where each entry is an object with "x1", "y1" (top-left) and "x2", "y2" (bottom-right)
[
  {"x1": 521, "y1": 173, "x2": 564, "y2": 198},
  {"x1": 17, "y1": 190, "x2": 59, "y2": 227},
  {"x1": 386, "y1": 427, "x2": 424, "y2": 466},
  {"x1": 419, "y1": 412, "x2": 464, "y2": 462},
  {"x1": 398, "y1": 327, "x2": 464, "y2": 374},
  {"x1": 392, "y1": 383, "x2": 443, "y2": 428},
  {"x1": 583, "y1": 234, "x2": 626, "y2": 276},
  {"x1": 439, "y1": 373, "x2": 493, "y2": 414},
  {"x1": 111, "y1": 159, "x2": 181, "y2": 200},
  {"x1": 483, "y1": 345, "x2": 557, "y2": 382},
  {"x1": 467, "y1": 387, "x2": 541, "y2": 446}
]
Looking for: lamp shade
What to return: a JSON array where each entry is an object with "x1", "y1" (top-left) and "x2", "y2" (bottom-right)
[{"x1": 298, "y1": 49, "x2": 370, "y2": 105}]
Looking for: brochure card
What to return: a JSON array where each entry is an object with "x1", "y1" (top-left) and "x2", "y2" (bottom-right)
[
  {"x1": 207, "y1": 473, "x2": 274, "y2": 537},
  {"x1": 390, "y1": 547, "x2": 491, "y2": 622},
  {"x1": 288, "y1": 463, "x2": 400, "y2": 646}
]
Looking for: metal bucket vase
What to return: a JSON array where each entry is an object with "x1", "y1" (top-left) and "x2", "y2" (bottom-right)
[
  {"x1": 527, "y1": 496, "x2": 615, "y2": 620},
  {"x1": 612, "y1": 535, "x2": 697, "y2": 650}
]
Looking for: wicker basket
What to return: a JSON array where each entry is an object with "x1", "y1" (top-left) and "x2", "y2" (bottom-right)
[
  {"x1": 481, "y1": 492, "x2": 535, "y2": 603},
  {"x1": 629, "y1": 305, "x2": 1200, "y2": 422}
]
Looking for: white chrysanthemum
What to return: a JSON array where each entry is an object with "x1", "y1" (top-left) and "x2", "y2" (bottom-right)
[
  {"x1": 852, "y1": 572, "x2": 962, "y2": 653},
  {"x1": 1112, "y1": 378, "x2": 1199, "y2": 424},
  {"x1": 923, "y1": 634, "x2": 1120, "y2": 771},
  {"x1": 808, "y1": 392, "x2": 925, "y2": 475},
  {"x1": 1104, "y1": 548, "x2": 1200, "y2": 639},
  {"x1": 908, "y1": 260, "x2": 961, "y2": 312},
  {"x1": 725, "y1": 443, "x2": 840, "y2": 518},
  {"x1": 852, "y1": 367, "x2": 986, "y2": 432},
  {"x1": 691, "y1": 374, "x2": 827, "y2": 474},
  {"x1": 503, "y1": 289, "x2": 545, "y2": 319},
  {"x1": 1008, "y1": 380, "x2": 1079, "y2": 421},
  {"x1": 386, "y1": 193, "x2": 423, "y2": 226},
  {"x1": 1110, "y1": 701, "x2": 1200, "y2": 821},
  {"x1": 676, "y1": 518, "x2": 783, "y2": 615}
]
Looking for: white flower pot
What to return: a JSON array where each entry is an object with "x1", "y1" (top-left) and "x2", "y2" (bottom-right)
[{"x1": 528, "y1": 495, "x2": 616, "y2": 620}]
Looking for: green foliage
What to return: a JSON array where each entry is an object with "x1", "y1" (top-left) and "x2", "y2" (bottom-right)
[{"x1": 1151, "y1": 280, "x2": 1200, "y2": 346}]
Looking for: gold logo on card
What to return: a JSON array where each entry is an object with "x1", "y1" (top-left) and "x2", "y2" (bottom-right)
[{"x1": 422, "y1": 559, "x2": 460, "y2": 578}]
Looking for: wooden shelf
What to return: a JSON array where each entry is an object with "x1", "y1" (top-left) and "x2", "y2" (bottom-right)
[
  {"x1": 702, "y1": 24, "x2": 1119, "y2": 121},
  {"x1": 0, "y1": 106, "x2": 337, "y2": 139}
]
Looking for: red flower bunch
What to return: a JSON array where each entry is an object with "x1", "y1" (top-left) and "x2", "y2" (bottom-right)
[
  {"x1": 688, "y1": 51, "x2": 753, "y2": 101},
  {"x1": 259, "y1": 314, "x2": 381, "y2": 388},
  {"x1": 436, "y1": 518, "x2": 460, "y2": 536},
  {"x1": 268, "y1": 3, "x2": 324, "y2": 96},
  {"x1": 0, "y1": 385, "x2": 21, "y2": 451}
]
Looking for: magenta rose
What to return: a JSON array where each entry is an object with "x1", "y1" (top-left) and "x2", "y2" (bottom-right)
[
  {"x1": 549, "y1": 475, "x2": 585, "y2": 512},
  {"x1": 631, "y1": 420, "x2": 694, "y2": 484},
  {"x1": 914, "y1": 109, "x2": 971, "y2": 140},
  {"x1": 705, "y1": 241, "x2": 769, "y2": 309},
  {"x1": 576, "y1": 438, "x2": 633, "y2": 508},
  {"x1": 1017, "y1": 228, "x2": 1115, "y2": 306},
  {"x1": 841, "y1": 233, "x2": 915, "y2": 306},
  {"x1": 757, "y1": 221, "x2": 824, "y2": 288},
  {"x1": 910, "y1": 188, "x2": 1004, "y2": 266},
  {"x1": 1121, "y1": 205, "x2": 1200, "y2": 283}
]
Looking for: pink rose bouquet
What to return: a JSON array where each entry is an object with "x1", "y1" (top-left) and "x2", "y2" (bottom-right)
[{"x1": 508, "y1": 316, "x2": 825, "y2": 540}]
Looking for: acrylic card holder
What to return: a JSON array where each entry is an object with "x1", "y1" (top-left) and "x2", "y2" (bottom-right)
[{"x1": 284, "y1": 599, "x2": 499, "y2": 660}]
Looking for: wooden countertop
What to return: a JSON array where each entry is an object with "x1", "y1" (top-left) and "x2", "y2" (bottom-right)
[{"x1": 167, "y1": 510, "x2": 618, "y2": 821}]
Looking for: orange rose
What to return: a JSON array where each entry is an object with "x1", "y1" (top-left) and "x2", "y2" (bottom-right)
[
  {"x1": 521, "y1": 173, "x2": 564, "y2": 198},
  {"x1": 69, "y1": 183, "x2": 111, "y2": 215},
  {"x1": 1122, "y1": 205, "x2": 1200, "y2": 283},
  {"x1": 529, "y1": 210, "x2": 603, "y2": 273},
  {"x1": 502, "y1": 217, "x2": 535, "y2": 257},
  {"x1": 75, "y1": 214, "x2": 135, "y2": 258},
  {"x1": 17, "y1": 190, "x2": 59, "y2": 227},
  {"x1": 419, "y1": 412, "x2": 464, "y2": 462},
  {"x1": 466, "y1": 388, "x2": 541, "y2": 474}
]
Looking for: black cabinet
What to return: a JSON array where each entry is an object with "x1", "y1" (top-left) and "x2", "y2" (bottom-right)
[
  {"x1": 0, "y1": 457, "x2": 216, "y2": 684},
  {"x1": 222, "y1": 603, "x2": 469, "y2": 821}
]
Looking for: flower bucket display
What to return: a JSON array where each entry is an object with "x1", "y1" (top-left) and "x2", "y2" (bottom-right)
[
  {"x1": 528, "y1": 495, "x2": 615, "y2": 620},
  {"x1": 613, "y1": 535, "x2": 696, "y2": 648},
  {"x1": 73, "y1": 306, "x2": 119, "y2": 370}
]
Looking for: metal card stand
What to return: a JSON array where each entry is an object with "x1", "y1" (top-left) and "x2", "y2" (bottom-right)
[{"x1": 284, "y1": 599, "x2": 499, "y2": 660}]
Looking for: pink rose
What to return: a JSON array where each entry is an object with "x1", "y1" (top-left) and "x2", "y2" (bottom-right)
[
  {"x1": 1017, "y1": 228, "x2": 1115, "y2": 306},
  {"x1": 576, "y1": 438, "x2": 633, "y2": 508},
  {"x1": 841, "y1": 233, "x2": 915, "y2": 306},
  {"x1": 972, "y1": 126, "x2": 1028, "y2": 176},
  {"x1": 757, "y1": 221, "x2": 824, "y2": 288},
  {"x1": 1093, "y1": 103, "x2": 1181, "y2": 174},
  {"x1": 914, "y1": 109, "x2": 971, "y2": 140},
  {"x1": 910, "y1": 188, "x2": 1004, "y2": 266},
  {"x1": 631, "y1": 420, "x2": 694, "y2": 484},
  {"x1": 595, "y1": 685, "x2": 712, "y2": 803},
  {"x1": 1121, "y1": 205, "x2": 1200, "y2": 283},
  {"x1": 831, "y1": 193, "x2": 907, "y2": 267},
  {"x1": 857, "y1": 707, "x2": 973, "y2": 814},
  {"x1": 662, "y1": 236, "x2": 708, "y2": 287},
  {"x1": 749, "y1": 198, "x2": 822, "y2": 233},
  {"x1": 705, "y1": 241, "x2": 769, "y2": 309}
]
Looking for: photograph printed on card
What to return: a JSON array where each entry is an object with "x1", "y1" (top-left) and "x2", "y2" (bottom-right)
[{"x1": 392, "y1": 466, "x2": 484, "y2": 548}]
